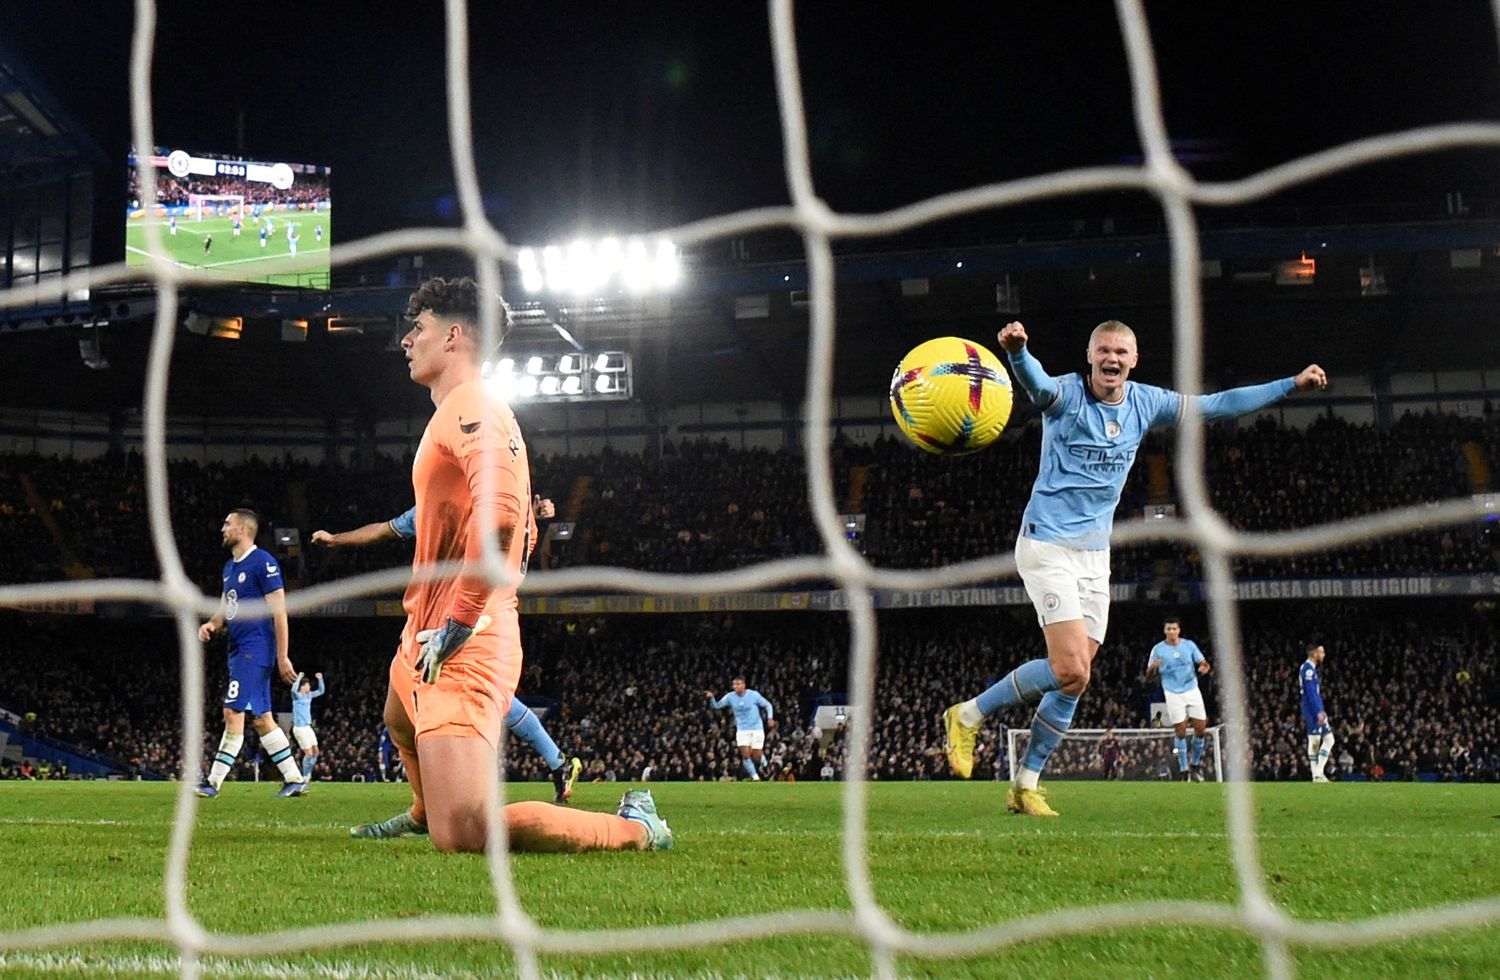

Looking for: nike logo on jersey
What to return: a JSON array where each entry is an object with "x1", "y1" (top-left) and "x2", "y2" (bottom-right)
[{"x1": 459, "y1": 418, "x2": 481, "y2": 434}]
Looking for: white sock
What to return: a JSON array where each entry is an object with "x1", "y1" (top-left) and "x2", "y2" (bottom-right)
[
  {"x1": 208, "y1": 732, "x2": 243, "y2": 789},
  {"x1": 259, "y1": 727, "x2": 304, "y2": 783},
  {"x1": 957, "y1": 699, "x2": 984, "y2": 728},
  {"x1": 1014, "y1": 767, "x2": 1040, "y2": 791}
]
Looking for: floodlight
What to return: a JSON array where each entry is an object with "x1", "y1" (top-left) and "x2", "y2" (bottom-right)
[
  {"x1": 540, "y1": 376, "x2": 561, "y2": 396},
  {"x1": 525, "y1": 356, "x2": 544, "y2": 374},
  {"x1": 561, "y1": 376, "x2": 583, "y2": 395},
  {"x1": 517, "y1": 249, "x2": 544, "y2": 293},
  {"x1": 518, "y1": 375, "x2": 539, "y2": 398}
]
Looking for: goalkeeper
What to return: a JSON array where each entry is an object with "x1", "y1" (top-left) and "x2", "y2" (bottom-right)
[
  {"x1": 943, "y1": 319, "x2": 1327, "y2": 815},
  {"x1": 313, "y1": 499, "x2": 582, "y2": 804}
]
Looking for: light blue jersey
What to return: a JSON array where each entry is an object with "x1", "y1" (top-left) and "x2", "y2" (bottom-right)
[
  {"x1": 712, "y1": 689, "x2": 773, "y2": 732},
  {"x1": 389, "y1": 506, "x2": 416, "y2": 540},
  {"x1": 1149, "y1": 639, "x2": 1205, "y2": 694},
  {"x1": 1007, "y1": 349, "x2": 1296, "y2": 551},
  {"x1": 291, "y1": 676, "x2": 325, "y2": 727}
]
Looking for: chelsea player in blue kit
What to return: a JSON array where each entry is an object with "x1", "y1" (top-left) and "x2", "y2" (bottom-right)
[
  {"x1": 943, "y1": 319, "x2": 1327, "y2": 815},
  {"x1": 1301, "y1": 642, "x2": 1334, "y2": 782},
  {"x1": 1146, "y1": 617, "x2": 1213, "y2": 781},
  {"x1": 311, "y1": 499, "x2": 583, "y2": 804},
  {"x1": 706, "y1": 678, "x2": 775, "y2": 780},
  {"x1": 197, "y1": 509, "x2": 308, "y2": 797}
]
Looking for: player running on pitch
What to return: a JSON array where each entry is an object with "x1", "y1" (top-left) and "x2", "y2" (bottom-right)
[
  {"x1": 197, "y1": 509, "x2": 306, "y2": 798},
  {"x1": 943, "y1": 319, "x2": 1327, "y2": 815},
  {"x1": 1146, "y1": 616, "x2": 1212, "y2": 781},
  {"x1": 706, "y1": 678, "x2": 775, "y2": 781},
  {"x1": 1301, "y1": 642, "x2": 1334, "y2": 782},
  {"x1": 313, "y1": 501, "x2": 582, "y2": 804}
]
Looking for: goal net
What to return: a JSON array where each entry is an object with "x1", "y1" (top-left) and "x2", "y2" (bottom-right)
[
  {"x1": 2, "y1": 0, "x2": 1499, "y2": 977},
  {"x1": 186, "y1": 193, "x2": 242, "y2": 221},
  {"x1": 1006, "y1": 726, "x2": 1224, "y2": 782}
]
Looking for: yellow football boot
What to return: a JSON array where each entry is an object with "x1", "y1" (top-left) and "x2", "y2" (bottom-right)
[
  {"x1": 1005, "y1": 784, "x2": 1059, "y2": 817},
  {"x1": 942, "y1": 704, "x2": 979, "y2": 779}
]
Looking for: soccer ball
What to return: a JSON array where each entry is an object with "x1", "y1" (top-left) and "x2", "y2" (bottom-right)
[{"x1": 889, "y1": 337, "x2": 1013, "y2": 455}]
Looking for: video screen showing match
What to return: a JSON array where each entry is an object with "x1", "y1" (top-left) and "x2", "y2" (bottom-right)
[{"x1": 126, "y1": 147, "x2": 331, "y2": 288}]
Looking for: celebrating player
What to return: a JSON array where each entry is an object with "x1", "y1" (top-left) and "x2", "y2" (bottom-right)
[
  {"x1": 313, "y1": 500, "x2": 582, "y2": 805},
  {"x1": 196, "y1": 509, "x2": 306, "y2": 798},
  {"x1": 1146, "y1": 616, "x2": 1212, "y2": 781},
  {"x1": 943, "y1": 319, "x2": 1327, "y2": 815},
  {"x1": 349, "y1": 276, "x2": 539, "y2": 851},
  {"x1": 1301, "y1": 642, "x2": 1334, "y2": 783},
  {"x1": 706, "y1": 678, "x2": 775, "y2": 781},
  {"x1": 290, "y1": 672, "x2": 326, "y2": 780}
]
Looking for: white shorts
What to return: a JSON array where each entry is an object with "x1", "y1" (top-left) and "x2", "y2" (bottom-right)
[
  {"x1": 1015, "y1": 535, "x2": 1111, "y2": 643},
  {"x1": 1163, "y1": 688, "x2": 1207, "y2": 724},
  {"x1": 292, "y1": 725, "x2": 318, "y2": 751},
  {"x1": 736, "y1": 729, "x2": 765, "y2": 750}
]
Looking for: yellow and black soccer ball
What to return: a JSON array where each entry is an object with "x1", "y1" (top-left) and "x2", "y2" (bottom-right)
[{"x1": 889, "y1": 337, "x2": 1013, "y2": 455}]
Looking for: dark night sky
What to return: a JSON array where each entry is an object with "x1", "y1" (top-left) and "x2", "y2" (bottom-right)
[{"x1": 4, "y1": 2, "x2": 1500, "y2": 251}]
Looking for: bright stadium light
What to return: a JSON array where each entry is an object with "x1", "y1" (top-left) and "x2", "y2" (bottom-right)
[
  {"x1": 542, "y1": 245, "x2": 567, "y2": 293},
  {"x1": 655, "y1": 239, "x2": 681, "y2": 289},
  {"x1": 622, "y1": 238, "x2": 653, "y2": 293},
  {"x1": 480, "y1": 350, "x2": 629, "y2": 403},
  {"x1": 517, "y1": 249, "x2": 544, "y2": 293}
]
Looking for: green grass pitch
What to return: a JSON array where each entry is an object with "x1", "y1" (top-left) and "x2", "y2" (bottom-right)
[
  {"x1": 125, "y1": 213, "x2": 332, "y2": 287},
  {"x1": 0, "y1": 781, "x2": 1496, "y2": 978}
]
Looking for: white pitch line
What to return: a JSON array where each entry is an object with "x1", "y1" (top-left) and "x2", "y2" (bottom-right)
[{"x1": 0, "y1": 951, "x2": 485, "y2": 980}]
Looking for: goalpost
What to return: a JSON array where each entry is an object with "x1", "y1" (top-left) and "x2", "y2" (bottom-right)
[
  {"x1": 1006, "y1": 726, "x2": 1225, "y2": 782},
  {"x1": 185, "y1": 193, "x2": 243, "y2": 221}
]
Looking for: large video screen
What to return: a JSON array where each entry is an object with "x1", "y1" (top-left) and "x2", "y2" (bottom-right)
[{"x1": 126, "y1": 147, "x2": 331, "y2": 288}]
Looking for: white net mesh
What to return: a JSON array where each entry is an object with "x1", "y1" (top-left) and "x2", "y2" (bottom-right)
[{"x1": 2, "y1": 0, "x2": 1500, "y2": 976}]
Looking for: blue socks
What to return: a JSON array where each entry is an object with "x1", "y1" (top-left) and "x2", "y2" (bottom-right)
[
  {"x1": 301, "y1": 755, "x2": 315, "y2": 778},
  {"x1": 742, "y1": 757, "x2": 759, "y2": 779},
  {"x1": 1021, "y1": 690, "x2": 1080, "y2": 774},
  {"x1": 1190, "y1": 736, "x2": 1205, "y2": 768},
  {"x1": 976, "y1": 659, "x2": 1060, "y2": 717},
  {"x1": 1175, "y1": 736, "x2": 1189, "y2": 771},
  {"x1": 506, "y1": 701, "x2": 566, "y2": 772}
]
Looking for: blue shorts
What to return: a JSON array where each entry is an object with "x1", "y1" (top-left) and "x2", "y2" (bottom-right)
[
  {"x1": 225, "y1": 655, "x2": 273, "y2": 715},
  {"x1": 1305, "y1": 719, "x2": 1331, "y2": 737}
]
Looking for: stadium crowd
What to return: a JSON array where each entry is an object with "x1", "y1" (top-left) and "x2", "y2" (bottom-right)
[
  {"x1": 0, "y1": 410, "x2": 1495, "y2": 593},
  {"x1": 1, "y1": 601, "x2": 1495, "y2": 785}
]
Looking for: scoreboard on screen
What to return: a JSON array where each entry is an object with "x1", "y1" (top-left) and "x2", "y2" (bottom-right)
[{"x1": 125, "y1": 145, "x2": 333, "y2": 288}]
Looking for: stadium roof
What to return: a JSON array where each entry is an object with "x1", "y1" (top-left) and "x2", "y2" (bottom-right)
[{"x1": 0, "y1": 40, "x2": 107, "y2": 181}]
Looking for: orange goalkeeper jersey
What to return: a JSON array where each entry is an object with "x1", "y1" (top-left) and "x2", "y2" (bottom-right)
[{"x1": 405, "y1": 380, "x2": 536, "y2": 631}]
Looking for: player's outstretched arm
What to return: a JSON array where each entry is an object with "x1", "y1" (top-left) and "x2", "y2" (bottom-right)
[
  {"x1": 1145, "y1": 656, "x2": 1161, "y2": 679},
  {"x1": 311, "y1": 520, "x2": 401, "y2": 549},
  {"x1": 997, "y1": 321, "x2": 1060, "y2": 409},
  {"x1": 312, "y1": 672, "x2": 326, "y2": 697},
  {"x1": 1192, "y1": 364, "x2": 1327, "y2": 423}
]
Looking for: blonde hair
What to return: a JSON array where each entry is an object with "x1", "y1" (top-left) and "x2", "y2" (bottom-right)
[{"x1": 1089, "y1": 320, "x2": 1136, "y2": 344}]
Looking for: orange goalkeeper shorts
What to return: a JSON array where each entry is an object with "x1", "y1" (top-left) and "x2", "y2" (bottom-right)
[{"x1": 389, "y1": 611, "x2": 521, "y2": 753}]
